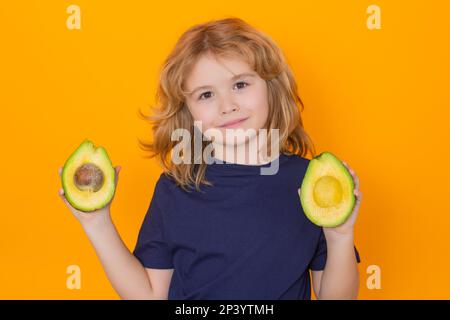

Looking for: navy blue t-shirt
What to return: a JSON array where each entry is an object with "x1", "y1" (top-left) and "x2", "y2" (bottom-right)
[{"x1": 133, "y1": 152, "x2": 361, "y2": 299}]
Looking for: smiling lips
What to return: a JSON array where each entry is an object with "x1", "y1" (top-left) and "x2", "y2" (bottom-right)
[{"x1": 220, "y1": 117, "x2": 249, "y2": 128}]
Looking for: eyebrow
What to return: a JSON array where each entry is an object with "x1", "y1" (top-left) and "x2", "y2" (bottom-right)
[{"x1": 186, "y1": 72, "x2": 257, "y2": 97}]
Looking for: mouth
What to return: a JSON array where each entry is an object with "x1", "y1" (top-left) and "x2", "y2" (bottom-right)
[{"x1": 219, "y1": 117, "x2": 249, "y2": 128}]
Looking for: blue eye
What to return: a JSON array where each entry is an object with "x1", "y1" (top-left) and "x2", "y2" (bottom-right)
[{"x1": 197, "y1": 81, "x2": 249, "y2": 101}]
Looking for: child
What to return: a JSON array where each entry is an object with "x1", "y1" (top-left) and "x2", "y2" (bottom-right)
[{"x1": 59, "y1": 17, "x2": 362, "y2": 300}]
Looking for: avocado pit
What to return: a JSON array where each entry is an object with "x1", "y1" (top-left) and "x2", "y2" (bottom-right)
[{"x1": 74, "y1": 163, "x2": 104, "y2": 192}]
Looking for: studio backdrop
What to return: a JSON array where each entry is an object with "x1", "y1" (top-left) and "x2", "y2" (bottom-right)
[{"x1": 0, "y1": 0, "x2": 449, "y2": 299}]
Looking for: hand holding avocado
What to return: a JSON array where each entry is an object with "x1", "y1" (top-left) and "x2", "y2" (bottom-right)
[
  {"x1": 298, "y1": 152, "x2": 363, "y2": 236},
  {"x1": 322, "y1": 160, "x2": 362, "y2": 241},
  {"x1": 58, "y1": 140, "x2": 120, "y2": 227}
]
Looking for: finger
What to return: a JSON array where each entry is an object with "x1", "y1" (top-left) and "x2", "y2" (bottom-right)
[
  {"x1": 58, "y1": 167, "x2": 62, "y2": 176},
  {"x1": 59, "y1": 188, "x2": 69, "y2": 205},
  {"x1": 350, "y1": 201, "x2": 361, "y2": 221},
  {"x1": 351, "y1": 193, "x2": 362, "y2": 215},
  {"x1": 59, "y1": 189, "x2": 69, "y2": 204},
  {"x1": 59, "y1": 189, "x2": 82, "y2": 213},
  {"x1": 353, "y1": 173, "x2": 360, "y2": 192},
  {"x1": 342, "y1": 161, "x2": 350, "y2": 170},
  {"x1": 347, "y1": 166, "x2": 355, "y2": 176},
  {"x1": 342, "y1": 161, "x2": 358, "y2": 187},
  {"x1": 59, "y1": 189, "x2": 72, "y2": 206},
  {"x1": 115, "y1": 166, "x2": 120, "y2": 184},
  {"x1": 342, "y1": 161, "x2": 355, "y2": 175},
  {"x1": 354, "y1": 190, "x2": 363, "y2": 203}
]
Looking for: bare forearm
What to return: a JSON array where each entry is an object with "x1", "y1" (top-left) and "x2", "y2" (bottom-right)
[
  {"x1": 82, "y1": 215, "x2": 154, "y2": 300},
  {"x1": 318, "y1": 234, "x2": 359, "y2": 300}
]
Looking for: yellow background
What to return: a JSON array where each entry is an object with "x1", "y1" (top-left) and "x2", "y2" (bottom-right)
[{"x1": 0, "y1": 1, "x2": 449, "y2": 299}]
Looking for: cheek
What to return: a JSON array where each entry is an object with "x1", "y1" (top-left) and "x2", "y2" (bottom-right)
[
  {"x1": 187, "y1": 103, "x2": 215, "y2": 128},
  {"x1": 243, "y1": 87, "x2": 269, "y2": 126}
]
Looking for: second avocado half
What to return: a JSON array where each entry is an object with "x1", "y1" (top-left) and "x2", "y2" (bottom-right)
[
  {"x1": 299, "y1": 152, "x2": 356, "y2": 227},
  {"x1": 61, "y1": 139, "x2": 116, "y2": 212}
]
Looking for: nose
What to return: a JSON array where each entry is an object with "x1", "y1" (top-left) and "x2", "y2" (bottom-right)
[
  {"x1": 221, "y1": 106, "x2": 239, "y2": 115},
  {"x1": 219, "y1": 96, "x2": 240, "y2": 115}
]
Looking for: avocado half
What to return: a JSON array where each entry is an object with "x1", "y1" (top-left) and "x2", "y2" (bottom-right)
[
  {"x1": 61, "y1": 139, "x2": 116, "y2": 212},
  {"x1": 299, "y1": 152, "x2": 356, "y2": 227}
]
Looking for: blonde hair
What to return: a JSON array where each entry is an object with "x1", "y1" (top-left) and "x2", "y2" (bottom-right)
[{"x1": 138, "y1": 17, "x2": 316, "y2": 192}]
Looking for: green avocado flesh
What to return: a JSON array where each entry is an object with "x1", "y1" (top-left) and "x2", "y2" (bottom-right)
[
  {"x1": 61, "y1": 139, "x2": 115, "y2": 212},
  {"x1": 299, "y1": 152, "x2": 356, "y2": 227}
]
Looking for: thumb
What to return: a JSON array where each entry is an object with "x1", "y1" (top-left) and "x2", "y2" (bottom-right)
[{"x1": 58, "y1": 188, "x2": 71, "y2": 206}]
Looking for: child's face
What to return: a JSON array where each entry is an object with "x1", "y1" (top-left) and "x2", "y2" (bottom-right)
[{"x1": 183, "y1": 53, "x2": 269, "y2": 147}]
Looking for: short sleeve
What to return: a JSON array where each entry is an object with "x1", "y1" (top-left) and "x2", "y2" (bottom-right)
[
  {"x1": 309, "y1": 228, "x2": 361, "y2": 271},
  {"x1": 133, "y1": 176, "x2": 174, "y2": 269}
]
